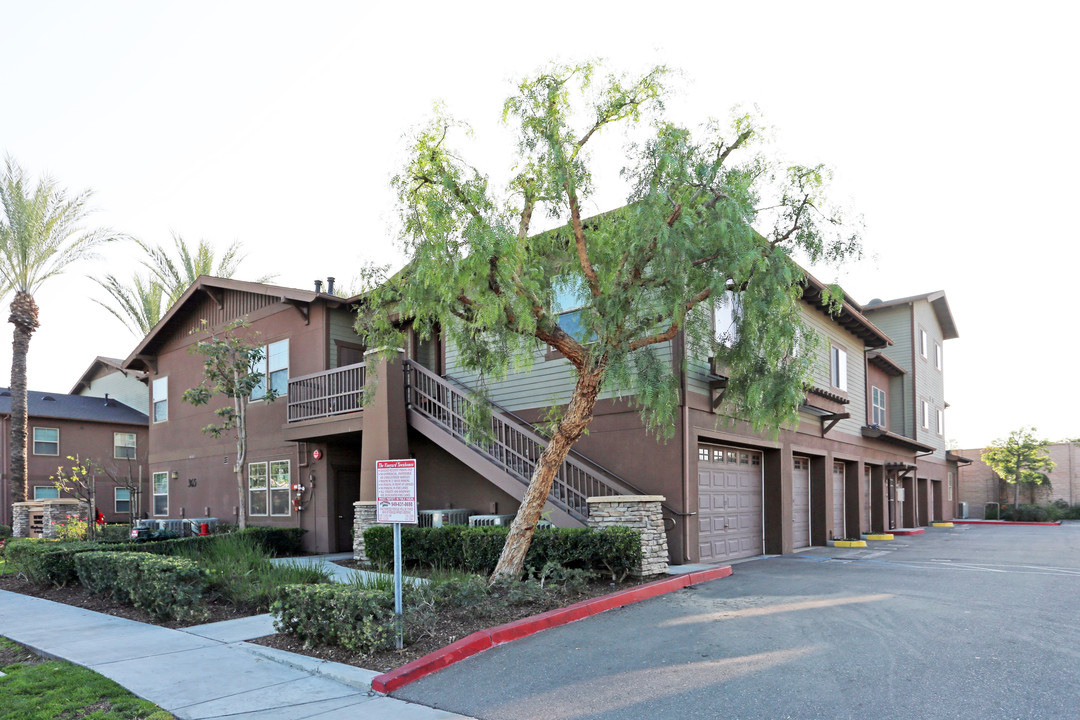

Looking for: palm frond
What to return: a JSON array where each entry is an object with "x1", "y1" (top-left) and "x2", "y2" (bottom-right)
[{"x1": 91, "y1": 272, "x2": 164, "y2": 337}]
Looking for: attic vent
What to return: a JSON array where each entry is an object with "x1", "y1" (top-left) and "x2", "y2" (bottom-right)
[
  {"x1": 0, "y1": 391, "x2": 9, "y2": 397},
  {"x1": 42, "y1": 395, "x2": 56, "y2": 401}
]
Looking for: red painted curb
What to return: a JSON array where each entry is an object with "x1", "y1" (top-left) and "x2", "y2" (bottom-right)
[
  {"x1": 370, "y1": 566, "x2": 732, "y2": 693},
  {"x1": 950, "y1": 520, "x2": 1062, "y2": 526},
  {"x1": 891, "y1": 528, "x2": 925, "y2": 535}
]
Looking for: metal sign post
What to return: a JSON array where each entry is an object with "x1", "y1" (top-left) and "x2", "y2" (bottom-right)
[{"x1": 375, "y1": 459, "x2": 417, "y2": 651}]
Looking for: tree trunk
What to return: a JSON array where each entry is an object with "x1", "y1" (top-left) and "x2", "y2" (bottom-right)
[
  {"x1": 235, "y1": 389, "x2": 247, "y2": 530},
  {"x1": 8, "y1": 291, "x2": 39, "y2": 506},
  {"x1": 490, "y1": 367, "x2": 605, "y2": 582},
  {"x1": 1014, "y1": 474, "x2": 1020, "y2": 508}
]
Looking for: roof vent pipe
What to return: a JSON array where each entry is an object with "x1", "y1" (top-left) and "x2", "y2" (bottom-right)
[
  {"x1": 314, "y1": 279, "x2": 323, "y2": 293},
  {"x1": 327, "y1": 277, "x2": 335, "y2": 295}
]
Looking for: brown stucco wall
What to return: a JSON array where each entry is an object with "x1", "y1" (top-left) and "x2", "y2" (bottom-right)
[{"x1": 0, "y1": 415, "x2": 148, "y2": 525}]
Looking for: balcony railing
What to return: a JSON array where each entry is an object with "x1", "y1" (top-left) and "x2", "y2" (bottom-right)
[{"x1": 287, "y1": 362, "x2": 366, "y2": 422}]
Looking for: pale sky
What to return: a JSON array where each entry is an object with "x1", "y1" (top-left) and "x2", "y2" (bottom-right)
[{"x1": 1, "y1": 1, "x2": 1076, "y2": 448}]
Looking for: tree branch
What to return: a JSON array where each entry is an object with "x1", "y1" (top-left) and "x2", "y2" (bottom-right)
[{"x1": 628, "y1": 287, "x2": 712, "y2": 351}]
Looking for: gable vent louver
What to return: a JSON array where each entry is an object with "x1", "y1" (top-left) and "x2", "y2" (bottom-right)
[{"x1": 42, "y1": 395, "x2": 56, "y2": 401}]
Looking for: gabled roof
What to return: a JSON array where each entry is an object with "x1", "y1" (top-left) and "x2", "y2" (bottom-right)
[
  {"x1": 866, "y1": 351, "x2": 906, "y2": 377},
  {"x1": 863, "y1": 291, "x2": 959, "y2": 340},
  {"x1": 122, "y1": 276, "x2": 348, "y2": 372},
  {"x1": 69, "y1": 356, "x2": 146, "y2": 395},
  {"x1": 0, "y1": 389, "x2": 149, "y2": 425},
  {"x1": 800, "y1": 271, "x2": 892, "y2": 348}
]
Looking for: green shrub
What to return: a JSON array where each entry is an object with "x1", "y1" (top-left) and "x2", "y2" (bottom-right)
[
  {"x1": 984, "y1": 505, "x2": 999, "y2": 520},
  {"x1": 272, "y1": 584, "x2": 397, "y2": 654},
  {"x1": 73, "y1": 551, "x2": 210, "y2": 621},
  {"x1": 0, "y1": 523, "x2": 12, "y2": 539},
  {"x1": 4, "y1": 539, "x2": 104, "y2": 585},
  {"x1": 1065, "y1": 504, "x2": 1080, "y2": 520},
  {"x1": 1001, "y1": 504, "x2": 1050, "y2": 522},
  {"x1": 243, "y1": 526, "x2": 306, "y2": 556},
  {"x1": 362, "y1": 524, "x2": 641, "y2": 579}
]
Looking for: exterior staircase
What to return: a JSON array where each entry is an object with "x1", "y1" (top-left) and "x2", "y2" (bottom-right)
[{"x1": 403, "y1": 360, "x2": 640, "y2": 527}]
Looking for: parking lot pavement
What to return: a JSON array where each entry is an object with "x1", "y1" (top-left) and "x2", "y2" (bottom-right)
[{"x1": 395, "y1": 523, "x2": 1080, "y2": 720}]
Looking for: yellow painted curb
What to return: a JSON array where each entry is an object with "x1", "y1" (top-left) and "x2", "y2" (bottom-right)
[
  {"x1": 865, "y1": 533, "x2": 894, "y2": 541},
  {"x1": 833, "y1": 540, "x2": 867, "y2": 548},
  {"x1": 932, "y1": 522, "x2": 954, "y2": 527}
]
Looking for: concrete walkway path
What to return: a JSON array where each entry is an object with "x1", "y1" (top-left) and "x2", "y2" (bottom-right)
[
  {"x1": 0, "y1": 590, "x2": 471, "y2": 720},
  {"x1": 270, "y1": 553, "x2": 426, "y2": 586}
]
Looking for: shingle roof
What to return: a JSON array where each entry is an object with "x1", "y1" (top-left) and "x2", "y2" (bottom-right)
[{"x1": 0, "y1": 389, "x2": 148, "y2": 425}]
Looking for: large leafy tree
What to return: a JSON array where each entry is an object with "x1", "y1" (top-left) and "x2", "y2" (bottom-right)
[
  {"x1": 982, "y1": 427, "x2": 1056, "y2": 507},
  {"x1": 0, "y1": 156, "x2": 117, "y2": 504},
  {"x1": 182, "y1": 320, "x2": 277, "y2": 530},
  {"x1": 358, "y1": 63, "x2": 860, "y2": 581},
  {"x1": 94, "y1": 234, "x2": 273, "y2": 337}
]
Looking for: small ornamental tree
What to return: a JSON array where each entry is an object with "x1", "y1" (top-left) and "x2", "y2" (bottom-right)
[
  {"x1": 51, "y1": 455, "x2": 99, "y2": 541},
  {"x1": 982, "y1": 427, "x2": 1056, "y2": 508},
  {"x1": 182, "y1": 320, "x2": 277, "y2": 530},
  {"x1": 358, "y1": 62, "x2": 861, "y2": 581}
]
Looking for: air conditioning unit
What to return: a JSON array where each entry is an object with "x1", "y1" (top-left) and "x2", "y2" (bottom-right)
[
  {"x1": 157, "y1": 518, "x2": 188, "y2": 534},
  {"x1": 957, "y1": 501, "x2": 969, "y2": 519},
  {"x1": 469, "y1": 514, "x2": 517, "y2": 527},
  {"x1": 418, "y1": 509, "x2": 473, "y2": 527},
  {"x1": 135, "y1": 519, "x2": 159, "y2": 530}
]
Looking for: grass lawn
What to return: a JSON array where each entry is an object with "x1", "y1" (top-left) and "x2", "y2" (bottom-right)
[{"x1": 0, "y1": 637, "x2": 175, "y2": 720}]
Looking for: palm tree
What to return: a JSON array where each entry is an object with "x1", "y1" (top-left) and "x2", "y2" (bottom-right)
[
  {"x1": 0, "y1": 156, "x2": 118, "y2": 503},
  {"x1": 94, "y1": 233, "x2": 274, "y2": 336}
]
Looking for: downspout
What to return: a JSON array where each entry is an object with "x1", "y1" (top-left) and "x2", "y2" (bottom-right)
[{"x1": 678, "y1": 329, "x2": 691, "y2": 563}]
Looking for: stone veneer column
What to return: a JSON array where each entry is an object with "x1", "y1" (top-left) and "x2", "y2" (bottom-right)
[
  {"x1": 586, "y1": 495, "x2": 669, "y2": 577},
  {"x1": 353, "y1": 501, "x2": 378, "y2": 563},
  {"x1": 11, "y1": 502, "x2": 36, "y2": 537},
  {"x1": 40, "y1": 499, "x2": 89, "y2": 539}
]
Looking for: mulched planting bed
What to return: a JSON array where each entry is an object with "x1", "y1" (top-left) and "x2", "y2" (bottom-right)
[
  {"x1": 250, "y1": 574, "x2": 649, "y2": 671},
  {"x1": 0, "y1": 573, "x2": 250, "y2": 628}
]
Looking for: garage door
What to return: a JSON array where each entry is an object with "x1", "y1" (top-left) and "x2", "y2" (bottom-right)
[
  {"x1": 832, "y1": 461, "x2": 846, "y2": 540},
  {"x1": 698, "y1": 444, "x2": 763, "y2": 563},
  {"x1": 792, "y1": 456, "x2": 810, "y2": 549}
]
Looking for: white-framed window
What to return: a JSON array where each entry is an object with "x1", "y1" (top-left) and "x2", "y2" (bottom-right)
[
  {"x1": 249, "y1": 462, "x2": 268, "y2": 515},
  {"x1": 948, "y1": 471, "x2": 954, "y2": 501},
  {"x1": 921, "y1": 400, "x2": 930, "y2": 430},
  {"x1": 937, "y1": 408, "x2": 944, "y2": 436},
  {"x1": 935, "y1": 341, "x2": 942, "y2": 371},
  {"x1": 552, "y1": 282, "x2": 595, "y2": 343},
  {"x1": 830, "y1": 346, "x2": 848, "y2": 391},
  {"x1": 32, "y1": 427, "x2": 59, "y2": 456},
  {"x1": 152, "y1": 376, "x2": 168, "y2": 422},
  {"x1": 114, "y1": 432, "x2": 137, "y2": 459},
  {"x1": 248, "y1": 460, "x2": 291, "y2": 516},
  {"x1": 252, "y1": 339, "x2": 290, "y2": 400},
  {"x1": 152, "y1": 471, "x2": 169, "y2": 516},
  {"x1": 713, "y1": 290, "x2": 740, "y2": 347},
  {"x1": 871, "y1": 386, "x2": 887, "y2": 427},
  {"x1": 270, "y1": 460, "x2": 291, "y2": 516},
  {"x1": 33, "y1": 486, "x2": 59, "y2": 500},
  {"x1": 919, "y1": 329, "x2": 928, "y2": 359},
  {"x1": 115, "y1": 487, "x2": 132, "y2": 514}
]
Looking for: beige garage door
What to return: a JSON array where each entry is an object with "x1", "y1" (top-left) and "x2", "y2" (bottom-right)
[
  {"x1": 792, "y1": 456, "x2": 811, "y2": 549},
  {"x1": 698, "y1": 444, "x2": 763, "y2": 563},
  {"x1": 832, "y1": 461, "x2": 846, "y2": 540}
]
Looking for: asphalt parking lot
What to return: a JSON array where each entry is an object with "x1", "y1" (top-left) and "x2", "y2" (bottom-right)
[{"x1": 396, "y1": 523, "x2": 1080, "y2": 720}]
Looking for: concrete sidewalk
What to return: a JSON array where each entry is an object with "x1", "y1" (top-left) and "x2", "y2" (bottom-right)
[
  {"x1": 269, "y1": 553, "x2": 426, "y2": 586},
  {"x1": 0, "y1": 590, "x2": 471, "y2": 720}
]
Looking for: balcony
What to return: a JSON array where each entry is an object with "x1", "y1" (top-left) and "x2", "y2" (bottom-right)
[{"x1": 287, "y1": 363, "x2": 366, "y2": 423}]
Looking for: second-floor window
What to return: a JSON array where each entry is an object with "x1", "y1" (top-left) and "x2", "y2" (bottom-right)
[
  {"x1": 919, "y1": 329, "x2": 928, "y2": 359},
  {"x1": 553, "y1": 283, "x2": 594, "y2": 343},
  {"x1": 871, "y1": 386, "x2": 887, "y2": 427},
  {"x1": 921, "y1": 400, "x2": 930, "y2": 430},
  {"x1": 114, "y1": 432, "x2": 137, "y2": 459},
  {"x1": 33, "y1": 427, "x2": 59, "y2": 455},
  {"x1": 152, "y1": 376, "x2": 168, "y2": 422},
  {"x1": 830, "y1": 346, "x2": 848, "y2": 392},
  {"x1": 937, "y1": 408, "x2": 944, "y2": 436},
  {"x1": 935, "y1": 341, "x2": 942, "y2": 371},
  {"x1": 252, "y1": 339, "x2": 290, "y2": 400},
  {"x1": 713, "y1": 291, "x2": 740, "y2": 347}
]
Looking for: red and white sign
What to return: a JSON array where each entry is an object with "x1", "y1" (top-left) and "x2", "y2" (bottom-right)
[
  {"x1": 375, "y1": 459, "x2": 417, "y2": 524},
  {"x1": 312, "y1": 449, "x2": 322, "y2": 460}
]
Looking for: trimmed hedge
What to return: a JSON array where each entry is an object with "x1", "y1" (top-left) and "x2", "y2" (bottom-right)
[
  {"x1": 362, "y1": 525, "x2": 641, "y2": 579},
  {"x1": 272, "y1": 584, "x2": 396, "y2": 654},
  {"x1": 4, "y1": 526, "x2": 306, "y2": 586},
  {"x1": 74, "y1": 551, "x2": 210, "y2": 621}
]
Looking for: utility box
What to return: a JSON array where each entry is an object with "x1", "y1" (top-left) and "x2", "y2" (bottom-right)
[
  {"x1": 957, "y1": 501, "x2": 969, "y2": 519},
  {"x1": 418, "y1": 509, "x2": 473, "y2": 527}
]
